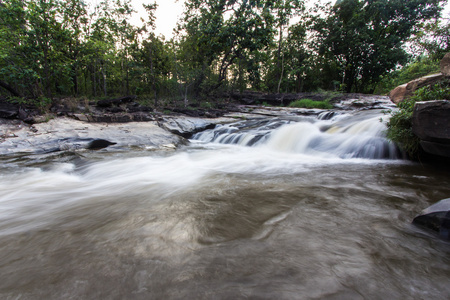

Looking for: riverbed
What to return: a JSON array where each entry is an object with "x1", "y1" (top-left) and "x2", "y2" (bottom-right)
[{"x1": 0, "y1": 109, "x2": 449, "y2": 299}]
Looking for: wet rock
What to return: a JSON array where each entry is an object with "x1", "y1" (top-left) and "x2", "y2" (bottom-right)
[
  {"x1": 440, "y1": 52, "x2": 450, "y2": 76},
  {"x1": 389, "y1": 73, "x2": 445, "y2": 104},
  {"x1": 37, "y1": 138, "x2": 118, "y2": 153},
  {"x1": 413, "y1": 198, "x2": 450, "y2": 240},
  {"x1": 0, "y1": 117, "x2": 186, "y2": 155},
  {"x1": 86, "y1": 139, "x2": 117, "y2": 150},
  {"x1": 420, "y1": 141, "x2": 450, "y2": 158},
  {"x1": 334, "y1": 95, "x2": 394, "y2": 110},
  {"x1": 412, "y1": 100, "x2": 450, "y2": 158},
  {"x1": 158, "y1": 117, "x2": 216, "y2": 138}
]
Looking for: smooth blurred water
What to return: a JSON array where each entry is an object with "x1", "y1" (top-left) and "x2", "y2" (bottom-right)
[{"x1": 0, "y1": 110, "x2": 449, "y2": 299}]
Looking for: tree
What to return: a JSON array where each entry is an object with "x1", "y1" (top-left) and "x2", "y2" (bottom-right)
[
  {"x1": 413, "y1": 18, "x2": 450, "y2": 61},
  {"x1": 176, "y1": 0, "x2": 281, "y2": 96},
  {"x1": 0, "y1": 0, "x2": 28, "y2": 97},
  {"x1": 312, "y1": 0, "x2": 446, "y2": 93},
  {"x1": 272, "y1": 0, "x2": 304, "y2": 93}
]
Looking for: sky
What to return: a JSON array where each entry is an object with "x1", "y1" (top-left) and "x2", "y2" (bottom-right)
[
  {"x1": 88, "y1": 0, "x2": 450, "y2": 39},
  {"x1": 136, "y1": 0, "x2": 184, "y2": 38},
  {"x1": 86, "y1": 0, "x2": 185, "y2": 38}
]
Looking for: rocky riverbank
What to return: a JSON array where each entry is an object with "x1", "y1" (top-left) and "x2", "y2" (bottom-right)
[{"x1": 0, "y1": 94, "x2": 395, "y2": 156}]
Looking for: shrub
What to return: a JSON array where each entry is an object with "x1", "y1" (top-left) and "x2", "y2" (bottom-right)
[
  {"x1": 386, "y1": 78, "x2": 450, "y2": 158},
  {"x1": 288, "y1": 99, "x2": 333, "y2": 109}
]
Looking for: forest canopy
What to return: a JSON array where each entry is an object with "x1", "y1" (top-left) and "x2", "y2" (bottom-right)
[{"x1": 0, "y1": 0, "x2": 448, "y2": 107}]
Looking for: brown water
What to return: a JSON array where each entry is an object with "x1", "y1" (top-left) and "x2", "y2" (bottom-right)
[{"x1": 1, "y1": 112, "x2": 450, "y2": 299}]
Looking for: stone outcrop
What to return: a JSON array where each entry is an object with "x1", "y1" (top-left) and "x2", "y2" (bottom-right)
[
  {"x1": 412, "y1": 100, "x2": 450, "y2": 158},
  {"x1": 157, "y1": 117, "x2": 216, "y2": 138},
  {"x1": 0, "y1": 117, "x2": 186, "y2": 155},
  {"x1": 389, "y1": 73, "x2": 445, "y2": 104},
  {"x1": 440, "y1": 52, "x2": 450, "y2": 76},
  {"x1": 390, "y1": 52, "x2": 450, "y2": 104}
]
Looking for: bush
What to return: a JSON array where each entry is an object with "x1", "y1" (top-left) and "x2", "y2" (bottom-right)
[
  {"x1": 288, "y1": 98, "x2": 333, "y2": 109},
  {"x1": 374, "y1": 56, "x2": 440, "y2": 95},
  {"x1": 386, "y1": 78, "x2": 450, "y2": 158}
]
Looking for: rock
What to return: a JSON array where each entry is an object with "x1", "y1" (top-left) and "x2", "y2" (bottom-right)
[
  {"x1": 73, "y1": 114, "x2": 89, "y2": 122},
  {"x1": 388, "y1": 83, "x2": 408, "y2": 104},
  {"x1": 96, "y1": 95, "x2": 137, "y2": 108},
  {"x1": 42, "y1": 138, "x2": 117, "y2": 153},
  {"x1": 412, "y1": 100, "x2": 450, "y2": 158},
  {"x1": 389, "y1": 73, "x2": 445, "y2": 104},
  {"x1": 0, "y1": 117, "x2": 186, "y2": 155},
  {"x1": 412, "y1": 100, "x2": 450, "y2": 143},
  {"x1": 419, "y1": 141, "x2": 450, "y2": 158},
  {"x1": 413, "y1": 198, "x2": 450, "y2": 240},
  {"x1": 86, "y1": 139, "x2": 117, "y2": 150},
  {"x1": 72, "y1": 112, "x2": 155, "y2": 123},
  {"x1": 0, "y1": 101, "x2": 18, "y2": 119},
  {"x1": 440, "y1": 52, "x2": 450, "y2": 76},
  {"x1": 158, "y1": 117, "x2": 216, "y2": 138}
]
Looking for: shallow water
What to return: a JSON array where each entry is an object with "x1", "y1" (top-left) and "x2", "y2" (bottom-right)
[{"x1": 1, "y1": 111, "x2": 450, "y2": 299}]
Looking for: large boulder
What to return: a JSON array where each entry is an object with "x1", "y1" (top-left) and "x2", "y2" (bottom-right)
[
  {"x1": 389, "y1": 73, "x2": 445, "y2": 104},
  {"x1": 412, "y1": 100, "x2": 450, "y2": 158},
  {"x1": 413, "y1": 198, "x2": 450, "y2": 240},
  {"x1": 440, "y1": 52, "x2": 450, "y2": 76}
]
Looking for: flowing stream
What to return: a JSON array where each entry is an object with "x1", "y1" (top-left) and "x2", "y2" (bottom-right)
[{"x1": 1, "y1": 110, "x2": 449, "y2": 299}]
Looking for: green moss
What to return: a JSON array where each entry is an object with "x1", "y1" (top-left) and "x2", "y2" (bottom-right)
[{"x1": 288, "y1": 98, "x2": 333, "y2": 109}]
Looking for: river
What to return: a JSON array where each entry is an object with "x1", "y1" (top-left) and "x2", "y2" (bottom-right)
[{"x1": 1, "y1": 109, "x2": 449, "y2": 299}]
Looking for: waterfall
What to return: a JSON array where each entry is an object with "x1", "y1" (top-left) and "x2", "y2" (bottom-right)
[{"x1": 193, "y1": 110, "x2": 401, "y2": 160}]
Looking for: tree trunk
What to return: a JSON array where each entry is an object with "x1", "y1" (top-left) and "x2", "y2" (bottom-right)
[
  {"x1": 276, "y1": 25, "x2": 283, "y2": 93},
  {"x1": 92, "y1": 61, "x2": 97, "y2": 97},
  {"x1": 72, "y1": 65, "x2": 78, "y2": 97},
  {"x1": 296, "y1": 73, "x2": 303, "y2": 93},
  {"x1": 184, "y1": 84, "x2": 188, "y2": 108},
  {"x1": 101, "y1": 60, "x2": 107, "y2": 97},
  {"x1": 277, "y1": 54, "x2": 284, "y2": 93},
  {"x1": 149, "y1": 46, "x2": 157, "y2": 107},
  {"x1": 0, "y1": 80, "x2": 22, "y2": 97}
]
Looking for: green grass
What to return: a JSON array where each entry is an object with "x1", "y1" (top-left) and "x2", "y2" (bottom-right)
[{"x1": 288, "y1": 98, "x2": 333, "y2": 109}]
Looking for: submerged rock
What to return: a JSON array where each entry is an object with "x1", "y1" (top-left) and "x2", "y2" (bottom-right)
[{"x1": 413, "y1": 198, "x2": 450, "y2": 240}]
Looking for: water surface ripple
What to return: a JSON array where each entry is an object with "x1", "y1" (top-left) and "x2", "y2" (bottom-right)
[{"x1": 0, "y1": 111, "x2": 449, "y2": 299}]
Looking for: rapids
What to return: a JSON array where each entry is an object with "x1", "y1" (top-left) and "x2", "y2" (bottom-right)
[{"x1": 0, "y1": 109, "x2": 449, "y2": 299}]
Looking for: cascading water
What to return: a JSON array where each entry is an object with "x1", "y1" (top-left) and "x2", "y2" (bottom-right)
[
  {"x1": 0, "y1": 108, "x2": 449, "y2": 300},
  {"x1": 193, "y1": 110, "x2": 401, "y2": 160}
]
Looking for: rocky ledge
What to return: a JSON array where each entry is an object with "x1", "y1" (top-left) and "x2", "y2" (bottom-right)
[
  {"x1": 0, "y1": 94, "x2": 395, "y2": 156},
  {"x1": 412, "y1": 100, "x2": 450, "y2": 159}
]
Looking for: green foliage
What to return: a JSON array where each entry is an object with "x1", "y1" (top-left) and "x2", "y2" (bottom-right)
[
  {"x1": 412, "y1": 18, "x2": 450, "y2": 61},
  {"x1": 311, "y1": 0, "x2": 445, "y2": 94},
  {"x1": 386, "y1": 78, "x2": 450, "y2": 158},
  {"x1": 288, "y1": 99, "x2": 333, "y2": 109},
  {"x1": 0, "y1": 0, "x2": 446, "y2": 109},
  {"x1": 386, "y1": 99, "x2": 419, "y2": 158},
  {"x1": 375, "y1": 56, "x2": 440, "y2": 94},
  {"x1": 411, "y1": 79, "x2": 450, "y2": 101}
]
